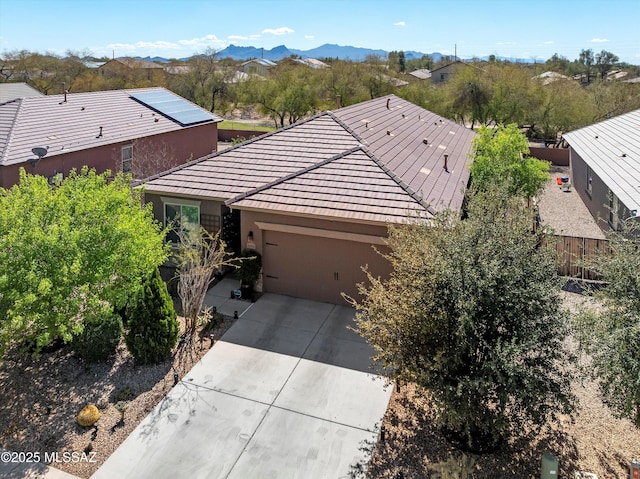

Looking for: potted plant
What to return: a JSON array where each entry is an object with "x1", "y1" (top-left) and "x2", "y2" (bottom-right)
[{"x1": 236, "y1": 249, "x2": 262, "y2": 300}]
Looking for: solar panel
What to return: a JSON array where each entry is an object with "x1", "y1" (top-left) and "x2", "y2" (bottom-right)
[{"x1": 129, "y1": 90, "x2": 215, "y2": 126}]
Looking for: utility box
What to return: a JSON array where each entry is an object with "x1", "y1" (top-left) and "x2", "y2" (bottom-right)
[
  {"x1": 631, "y1": 459, "x2": 640, "y2": 479},
  {"x1": 541, "y1": 452, "x2": 559, "y2": 479}
]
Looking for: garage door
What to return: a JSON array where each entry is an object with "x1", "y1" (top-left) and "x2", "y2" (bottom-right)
[{"x1": 262, "y1": 230, "x2": 390, "y2": 304}]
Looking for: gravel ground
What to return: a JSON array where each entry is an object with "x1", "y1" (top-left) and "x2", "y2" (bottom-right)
[
  {"x1": 537, "y1": 166, "x2": 606, "y2": 239},
  {"x1": 365, "y1": 291, "x2": 640, "y2": 479},
  {"x1": 0, "y1": 313, "x2": 236, "y2": 479}
]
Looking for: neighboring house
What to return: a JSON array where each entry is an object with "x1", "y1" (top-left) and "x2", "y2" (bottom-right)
[
  {"x1": 141, "y1": 94, "x2": 476, "y2": 304},
  {"x1": 0, "y1": 82, "x2": 44, "y2": 102},
  {"x1": 98, "y1": 57, "x2": 165, "y2": 81},
  {"x1": 164, "y1": 65, "x2": 192, "y2": 75},
  {"x1": 408, "y1": 69, "x2": 432, "y2": 80},
  {"x1": 240, "y1": 59, "x2": 277, "y2": 76},
  {"x1": 563, "y1": 109, "x2": 640, "y2": 233},
  {"x1": 295, "y1": 58, "x2": 330, "y2": 69},
  {"x1": 0, "y1": 87, "x2": 222, "y2": 188},
  {"x1": 430, "y1": 60, "x2": 470, "y2": 84},
  {"x1": 532, "y1": 71, "x2": 571, "y2": 86},
  {"x1": 606, "y1": 70, "x2": 629, "y2": 81}
]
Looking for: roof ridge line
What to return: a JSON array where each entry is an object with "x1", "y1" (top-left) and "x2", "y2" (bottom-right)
[
  {"x1": 0, "y1": 98, "x2": 24, "y2": 166},
  {"x1": 326, "y1": 110, "x2": 366, "y2": 143},
  {"x1": 361, "y1": 147, "x2": 437, "y2": 216},
  {"x1": 136, "y1": 112, "x2": 333, "y2": 186},
  {"x1": 225, "y1": 145, "x2": 364, "y2": 206}
]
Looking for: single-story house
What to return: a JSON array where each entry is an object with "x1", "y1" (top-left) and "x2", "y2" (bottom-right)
[
  {"x1": 430, "y1": 61, "x2": 473, "y2": 85},
  {"x1": 408, "y1": 69, "x2": 432, "y2": 81},
  {"x1": 98, "y1": 57, "x2": 165, "y2": 81},
  {"x1": 0, "y1": 87, "x2": 222, "y2": 188},
  {"x1": 240, "y1": 59, "x2": 277, "y2": 76},
  {"x1": 141, "y1": 94, "x2": 476, "y2": 304},
  {"x1": 0, "y1": 82, "x2": 44, "y2": 103},
  {"x1": 563, "y1": 109, "x2": 640, "y2": 232}
]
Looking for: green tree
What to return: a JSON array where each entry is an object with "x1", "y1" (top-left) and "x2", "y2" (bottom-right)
[
  {"x1": 545, "y1": 53, "x2": 571, "y2": 75},
  {"x1": 445, "y1": 64, "x2": 491, "y2": 127},
  {"x1": 0, "y1": 168, "x2": 168, "y2": 356},
  {"x1": 533, "y1": 76, "x2": 594, "y2": 140},
  {"x1": 470, "y1": 124, "x2": 549, "y2": 200},
  {"x1": 238, "y1": 62, "x2": 318, "y2": 127},
  {"x1": 579, "y1": 48, "x2": 595, "y2": 84},
  {"x1": 352, "y1": 190, "x2": 574, "y2": 450},
  {"x1": 124, "y1": 268, "x2": 179, "y2": 364},
  {"x1": 574, "y1": 223, "x2": 640, "y2": 426},
  {"x1": 595, "y1": 50, "x2": 619, "y2": 79}
]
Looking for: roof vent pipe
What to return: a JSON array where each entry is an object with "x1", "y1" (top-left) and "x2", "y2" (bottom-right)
[
  {"x1": 443, "y1": 154, "x2": 449, "y2": 173},
  {"x1": 386, "y1": 98, "x2": 390, "y2": 109},
  {"x1": 96, "y1": 126, "x2": 103, "y2": 138}
]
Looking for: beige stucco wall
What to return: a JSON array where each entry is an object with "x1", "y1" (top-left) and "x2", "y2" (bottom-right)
[{"x1": 238, "y1": 209, "x2": 392, "y2": 303}]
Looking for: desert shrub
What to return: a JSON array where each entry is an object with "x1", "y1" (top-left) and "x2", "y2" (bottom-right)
[
  {"x1": 124, "y1": 268, "x2": 179, "y2": 364},
  {"x1": 200, "y1": 310, "x2": 225, "y2": 337},
  {"x1": 72, "y1": 311, "x2": 123, "y2": 362}
]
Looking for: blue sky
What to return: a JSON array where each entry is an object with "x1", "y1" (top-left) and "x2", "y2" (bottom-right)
[{"x1": 1, "y1": 0, "x2": 639, "y2": 63}]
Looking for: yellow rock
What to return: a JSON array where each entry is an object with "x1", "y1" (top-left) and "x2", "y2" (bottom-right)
[{"x1": 77, "y1": 404, "x2": 100, "y2": 427}]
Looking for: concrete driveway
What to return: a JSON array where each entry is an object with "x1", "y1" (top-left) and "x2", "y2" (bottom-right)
[{"x1": 91, "y1": 279, "x2": 392, "y2": 479}]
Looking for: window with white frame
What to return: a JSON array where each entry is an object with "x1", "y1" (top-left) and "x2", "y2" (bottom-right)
[
  {"x1": 163, "y1": 199, "x2": 200, "y2": 244},
  {"x1": 122, "y1": 145, "x2": 133, "y2": 174}
]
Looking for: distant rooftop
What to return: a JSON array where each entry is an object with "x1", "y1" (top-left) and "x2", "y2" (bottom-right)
[{"x1": 0, "y1": 82, "x2": 44, "y2": 103}]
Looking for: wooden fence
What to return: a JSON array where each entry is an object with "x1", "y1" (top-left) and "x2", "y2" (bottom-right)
[{"x1": 550, "y1": 234, "x2": 610, "y2": 280}]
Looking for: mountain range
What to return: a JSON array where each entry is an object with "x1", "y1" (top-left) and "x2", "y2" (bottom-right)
[
  {"x1": 140, "y1": 43, "x2": 533, "y2": 64},
  {"x1": 215, "y1": 43, "x2": 445, "y2": 62},
  {"x1": 142, "y1": 44, "x2": 447, "y2": 63}
]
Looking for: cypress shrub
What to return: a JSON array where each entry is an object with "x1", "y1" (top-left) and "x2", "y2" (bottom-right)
[{"x1": 124, "y1": 268, "x2": 179, "y2": 364}]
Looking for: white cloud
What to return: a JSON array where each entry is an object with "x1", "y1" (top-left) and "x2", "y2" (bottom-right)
[
  {"x1": 228, "y1": 35, "x2": 249, "y2": 41},
  {"x1": 496, "y1": 42, "x2": 515, "y2": 46},
  {"x1": 106, "y1": 41, "x2": 181, "y2": 52},
  {"x1": 393, "y1": 21, "x2": 406, "y2": 27},
  {"x1": 544, "y1": 40, "x2": 554, "y2": 45},
  {"x1": 104, "y1": 33, "x2": 229, "y2": 57},
  {"x1": 262, "y1": 27, "x2": 294, "y2": 36},
  {"x1": 591, "y1": 38, "x2": 609, "y2": 43},
  {"x1": 178, "y1": 34, "x2": 226, "y2": 48},
  {"x1": 249, "y1": 34, "x2": 261, "y2": 39},
  {"x1": 305, "y1": 35, "x2": 315, "y2": 40}
]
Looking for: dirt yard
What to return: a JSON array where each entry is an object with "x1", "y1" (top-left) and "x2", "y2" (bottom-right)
[
  {"x1": 365, "y1": 291, "x2": 640, "y2": 479},
  {"x1": 0, "y1": 314, "x2": 236, "y2": 478}
]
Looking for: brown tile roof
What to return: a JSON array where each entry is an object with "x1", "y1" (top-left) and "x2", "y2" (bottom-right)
[
  {"x1": 229, "y1": 146, "x2": 432, "y2": 223},
  {"x1": 0, "y1": 87, "x2": 222, "y2": 167},
  {"x1": 143, "y1": 94, "x2": 475, "y2": 224},
  {"x1": 111, "y1": 57, "x2": 165, "y2": 69},
  {"x1": 331, "y1": 95, "x2": 475, "y2": 211}
]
